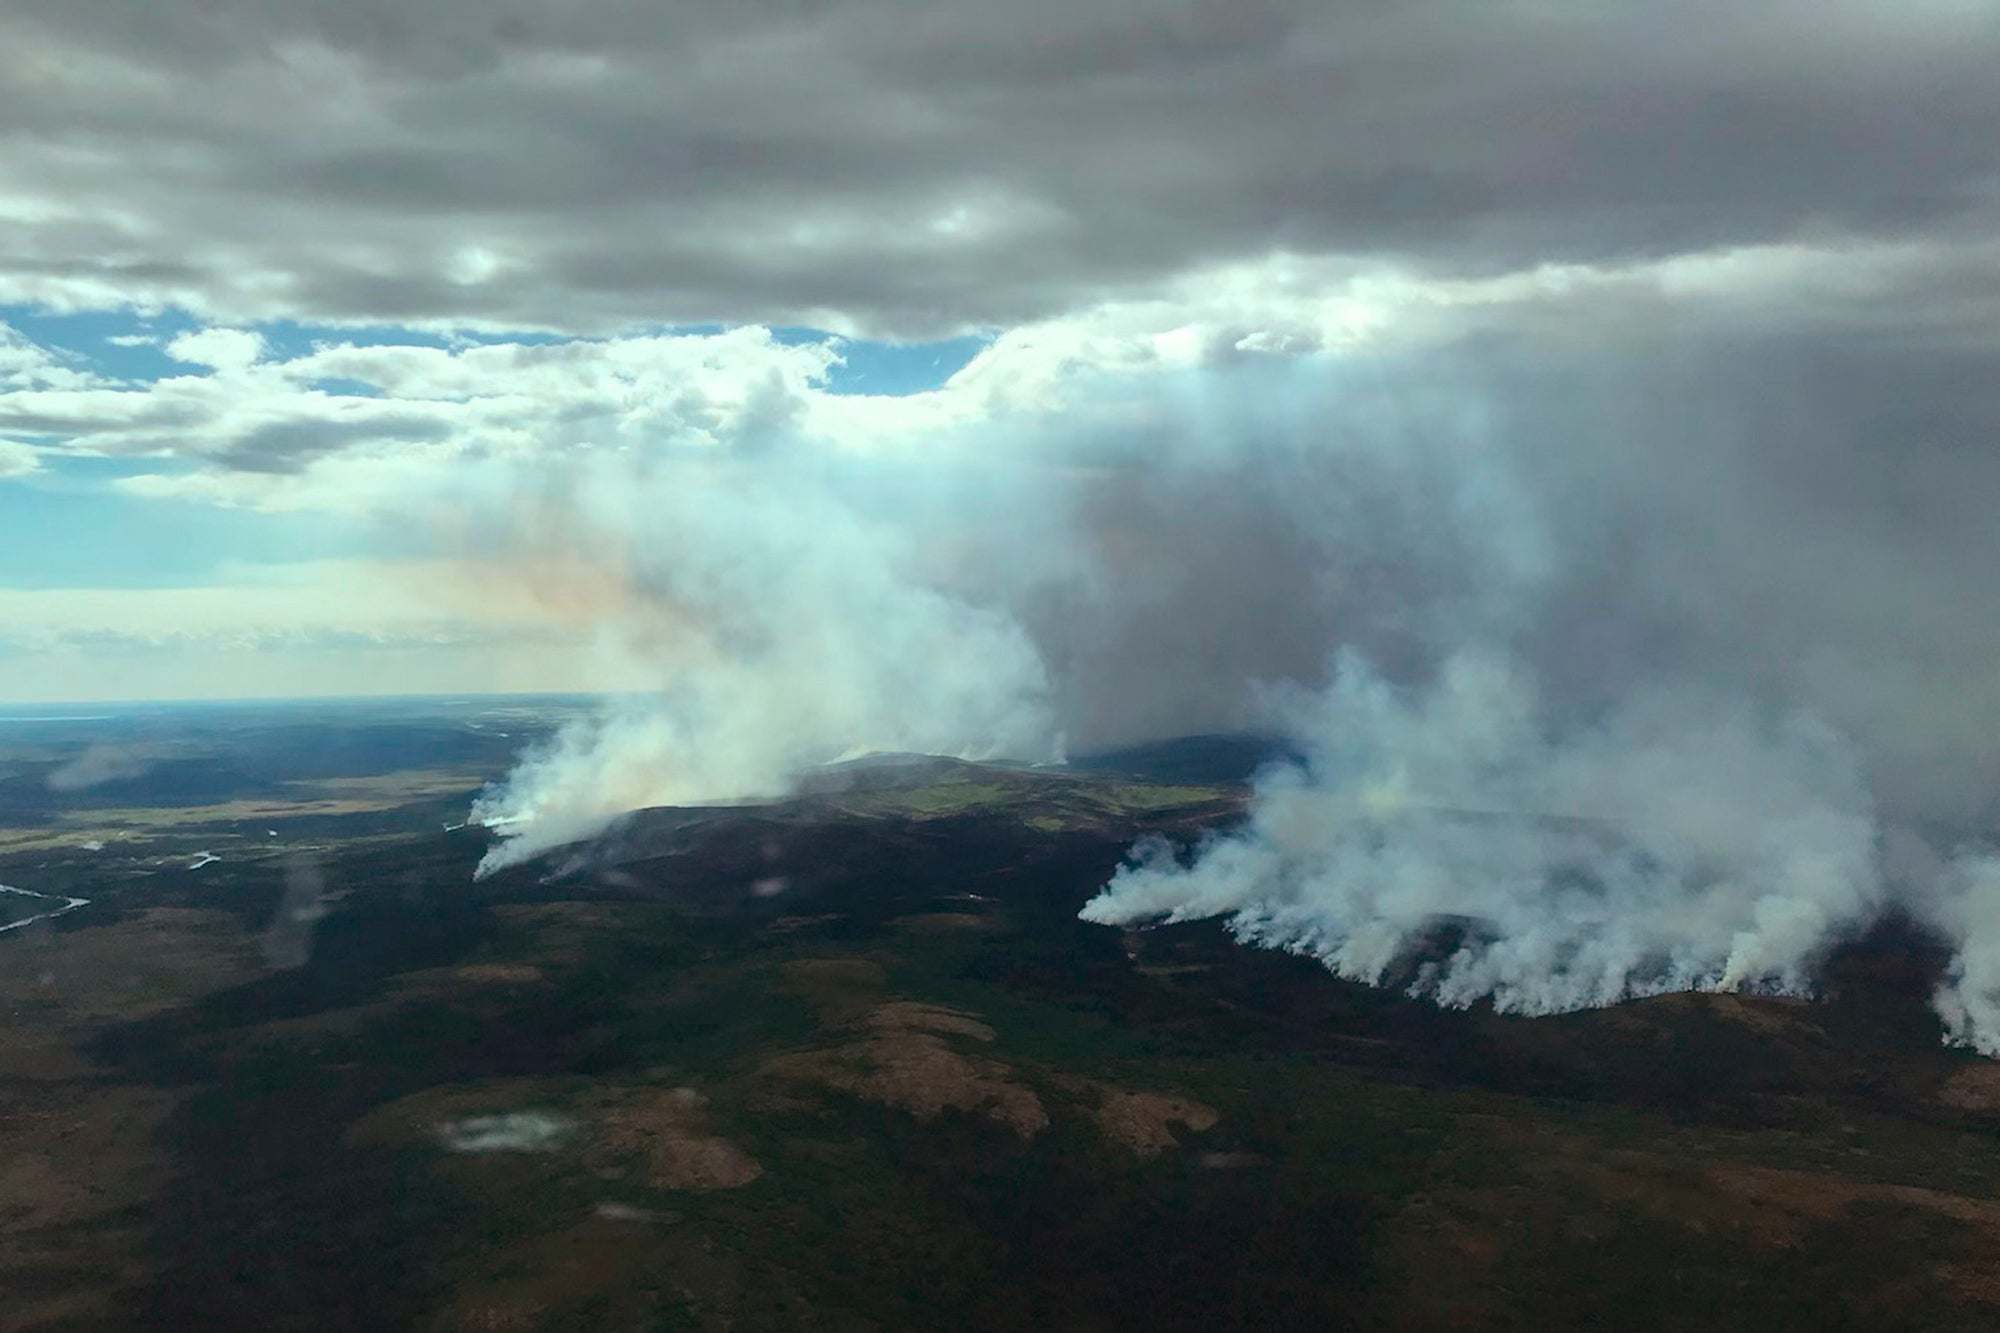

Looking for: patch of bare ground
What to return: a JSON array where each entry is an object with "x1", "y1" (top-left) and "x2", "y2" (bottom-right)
[
  {"x1": 255, "y1": 953, "x2": 546, "y2": 1047},
  {"x1": 1089, "y1": 1088, "x2": 1219, "y2": 1157},
  {"x1": 491, "y1": 903, "x2": 624, "y2": 966},
  {"x1": 761, "y1": 999, "x2": 1049, "y2": 1138},
  {"x1": 767, "y1": 913, "x2": 845, "y2": 934},
  {"x1": 1939, "y1": 1062, "x2": 2000, "y2": 1113},
  {"x1": 782, "y1": 957, "x2": 888, "y2": 991},
  {"x1": 866, "y1": 1000, "x2": 996, "y2": 1041},
  {"x1": 346, "y1": 1080, "x2": 557, "y2": 1149},
  {"x1": 348, "y1": 1079, "x2": 762, "y2": 1191},
  {"x1": 779, "y1": 957, "x2": 889, "y2": 1024},
  {"x1": 429, "y1": 1212, "x2": 685, "y2": 1333},
  {"x1": 378, "y1": 962, "x2": 548, "y2": 1000},
  {"x1": 1432, "y1": 1112, "x2": 2000, "y2": 1304},
  {"x1": 587, "y1": 1087, "x2": 762, "y2": 1191},
  {"x1": 0, "y1": 1081, "x2": 177, "y2": 1330},
  {"x1": 242, "y1": 998, "x2": 406, "y2": 1048},
  {"x1": 452, "y1": 962, "x2": 546, "y2": 985},
  {"x1": 1708, "y1": 1162, "x2": 2000, "y2": 1234},
  {"x1": 1606, "y1": 990, "x2": 1828, "y2": 1041},
  {"x1": 1702, "y1": 992, "x2": 1828, "y2": 1039},
  {"x1": 0, "y1": 907, "x2": 262, "y2": 1024},
  {"x1": 1706, "y1": 1164, "x2": 2000, "y2": 1305},
  {"x1": 247, "y1": 962, "x2": 552, "y2": 1048},
  {"x1": 1452, "y1": 1114, "x2": 1960, "y2": 1248},
  {"x1": 0, "y1": 1085, "x2": 176, "y2": 1231},
  {"x1": 0, "y1": 908, "x2": 262, "y2": 1328},
  {"x1": 888, "y1": 912, "x2": 999, "y2": 933},
  {"x1": 1385, "y1": 1123, "x2": 2000, "y2": 1322},
  {"x1": 1051, "y1": 1076, "x2": 1219, "y2": 1157}
]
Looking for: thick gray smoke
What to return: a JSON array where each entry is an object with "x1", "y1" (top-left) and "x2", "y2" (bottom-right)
[
  {"x1": 471, "y1": 337, "x2": 2000, "y2": 1050},
  {"x1": 1076, "y1": 344, "x2": 2000, "y2": 1050}
]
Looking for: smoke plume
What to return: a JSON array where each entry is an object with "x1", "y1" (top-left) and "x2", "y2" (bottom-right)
[
  {"x1": 468, "y1": 335, "x2": 2000, "y2": 1050},
  {"x1": 46, "y1": 744, "x2": 154, "y2": 792},
  {"x1": 468, "y1": 443, "x2": 1060, "y2": 876},
  {"x1": 1083, "y1": 650, "x2": 1885, "y2": 1013},
  {"x1": 1077, "y1": 344, "x2": 2000, "y2": 1049}
]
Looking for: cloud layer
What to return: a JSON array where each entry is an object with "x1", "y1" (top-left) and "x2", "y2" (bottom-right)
[{"x1": 3, "y1": 1, "x2": 1995, "y2": 334}]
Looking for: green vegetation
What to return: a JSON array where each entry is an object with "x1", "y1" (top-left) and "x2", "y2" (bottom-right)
[
  {"x1": 6, "y1": 734, "x2": 2000, "y2": 1330},
  {"x1": 815, "y1": 766, "x2": 1239, "y2": 831}
]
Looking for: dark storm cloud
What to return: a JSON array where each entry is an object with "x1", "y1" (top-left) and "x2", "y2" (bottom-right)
[{"x1": 1, "y1": 0, "x2": 1994, "y2": 333}]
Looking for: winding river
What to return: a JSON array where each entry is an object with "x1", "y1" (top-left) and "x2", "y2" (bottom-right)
[{"x1": 0, "y1": 883, "x2": 91, "y2": 934}]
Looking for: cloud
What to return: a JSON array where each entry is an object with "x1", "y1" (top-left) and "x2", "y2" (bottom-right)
[
  {"x1": 0, "y1": 1, "x2": 1994, "y2": 334},
  {"x1": 0, "y1": 322, "x2": 99, "y2": 392},
  {"x1": 10, "y1": 229, "x2": 1994, "y2": 498},
  {"x1": 164, "y1": 326, "x2": 265, "y2": 370},
  {"x1": 0, "y1": 324, "x2": 851, "y2": 487},
  {"x1": 0, "y1": 439, "x2": 35, "y2": 477}
]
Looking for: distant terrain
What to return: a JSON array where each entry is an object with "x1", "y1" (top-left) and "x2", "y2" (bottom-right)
[{"x1": 3, "y1": 701, "x2": 2000, "y2": 1330}]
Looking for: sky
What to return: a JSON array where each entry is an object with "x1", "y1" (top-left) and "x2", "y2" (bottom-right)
[
  {"x1": 3, "y1": 0, "x2": 1994, "y2": 707},
  {"x1": 8, "y1": 1, "x2": 2000, "y2": 1035}
]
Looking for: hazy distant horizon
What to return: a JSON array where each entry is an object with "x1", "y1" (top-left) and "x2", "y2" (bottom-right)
[{"x1": 0, "y1": 689, "x2": 614, "y2": 714}]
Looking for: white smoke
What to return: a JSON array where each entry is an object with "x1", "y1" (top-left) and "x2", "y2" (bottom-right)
[
  {"x1": 1921, "y1": 856, "x2": 2000, "y2": 1052},
  {"x1": 1067, "y1": 346, "x2": 2000, "y2": 1050},
  {"x1": 46, "y1": 743, "x2": 153, "y2": 792},
  {"x1": 263, "y1": 852, "x2": 329, "y2": 968},
  {"x1": 469, "y1": 446, "x2": 1059, "y2": 877},
  {"x1": 458, "y1": 339, "x2": 2000, "y2": 1050},
  {"x1": 465, "y1": 354, "x2": 1533, "y2": 875},
  {"x1": 1082, "y1": 650, "x2": 1886, "y2": 1014}
]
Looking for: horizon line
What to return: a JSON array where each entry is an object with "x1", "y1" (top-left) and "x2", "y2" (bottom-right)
[{"x1": 0, "y1": 688, "x2": 629, "y2": 712}]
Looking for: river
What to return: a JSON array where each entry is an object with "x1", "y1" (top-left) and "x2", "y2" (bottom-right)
[{"x1": 0, "y1": 883, "x2": 92, "y2": 934}]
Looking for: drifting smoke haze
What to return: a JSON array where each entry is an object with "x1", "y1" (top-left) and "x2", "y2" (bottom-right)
[{"x1": 45, "y1": 743, "x2": 154, "y2": 793}]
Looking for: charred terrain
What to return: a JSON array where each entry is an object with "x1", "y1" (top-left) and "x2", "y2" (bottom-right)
[{"x1": 3, "y1": 706, "x2": 2000, "y2": 1330}]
